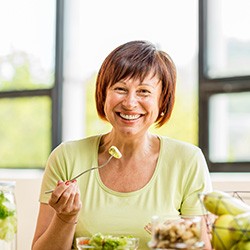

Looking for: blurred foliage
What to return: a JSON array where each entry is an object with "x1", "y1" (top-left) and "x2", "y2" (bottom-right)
[
  {"x1": 0, "y1": 51, "x2": 53, "y2": 91},
  {"x1": 85, "y1": 75, "x2": 198, "y2": 145},
  {"x1": 85, "y1": 75, "x2": 112, "y2": 136},
  {"x1": 0, "y1": 52, "x2": 52, "y2": 168},
  {"x1": 0, "y1": 97, "x2": 51, "y2": 168}
]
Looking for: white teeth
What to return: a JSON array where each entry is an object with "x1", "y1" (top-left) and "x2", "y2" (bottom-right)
[{"x1": 120, "y1": 113, "x2": 140, "y2": 120}]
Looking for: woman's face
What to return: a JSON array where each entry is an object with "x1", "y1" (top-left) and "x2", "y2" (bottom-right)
[{"x1": 104, "y1": 73, "x2": 162, "y2": 137}]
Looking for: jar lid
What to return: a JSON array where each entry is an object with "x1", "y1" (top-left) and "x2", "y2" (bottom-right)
[{"x1": 0, "y1": 181, "x2": 16, "y2": 187}]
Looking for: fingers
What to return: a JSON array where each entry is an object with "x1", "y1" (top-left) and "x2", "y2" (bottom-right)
[
  {"x1": 73, "y1": 185, "x2": 82, "y2": 211},
  {"x1": 62, "y1": 185, "x2": 81, "y2": 213},
  {"x1": 49, "y1": 180, "x2": 82, "y2": 216},
  {"x1": 49, "y1": 181, "x2": 69, "y2": 203}
]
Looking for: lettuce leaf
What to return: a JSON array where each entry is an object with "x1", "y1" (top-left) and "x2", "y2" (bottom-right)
[
  {"x1": 0, "y1": 192, "x2": 15, "y2": 219},
  {"x1": 88, "y1": 233, "x2": 136, "y2": 250}
]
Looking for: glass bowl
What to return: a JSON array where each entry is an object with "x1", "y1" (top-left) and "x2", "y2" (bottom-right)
[
  {"x1": 148, "y1": 215, "x2": 204, "y2": 250},
  {"x1": 76, "y1": 236, "x2": 139, "y2": 250}
]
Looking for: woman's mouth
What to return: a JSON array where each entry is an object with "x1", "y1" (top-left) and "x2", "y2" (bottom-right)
[{"x1": 119, "y1": 113, "x2": 141, "y2": 120}]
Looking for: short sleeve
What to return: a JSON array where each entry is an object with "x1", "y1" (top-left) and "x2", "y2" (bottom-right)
[
  {"x1": 180, "y1": 149, "x2": 212, "y2": 215},
  {"x1": 39, "y1": 143, "x2": 70, "y2": 204}
]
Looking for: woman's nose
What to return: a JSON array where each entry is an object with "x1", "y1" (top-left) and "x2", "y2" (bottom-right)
[{"x1": 122, "y1": 92, "x2": 138, "y2": 109}]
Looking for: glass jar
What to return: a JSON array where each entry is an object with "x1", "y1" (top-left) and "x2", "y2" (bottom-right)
[
  {"x1": 0, "y1": 181, "x2": 17, "y2": 250},
  {"x1": 148, "y1": 215, "x2": 204, "y2": 250}
]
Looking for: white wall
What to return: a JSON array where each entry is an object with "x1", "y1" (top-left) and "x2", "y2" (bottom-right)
[{"x1": 1, "y1": 171, "x2": 250, "y2": 250}]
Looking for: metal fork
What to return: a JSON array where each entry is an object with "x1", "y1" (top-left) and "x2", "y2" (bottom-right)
[
  {"x1": 144, "y1": 223, "x2": 152, "y2": 235},
  {"x1": 44, "y1": 155, "x2": 114, "y2": 194}
]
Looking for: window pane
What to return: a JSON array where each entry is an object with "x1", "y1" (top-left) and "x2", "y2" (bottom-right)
[
  {"x1": 0, "y1": 0, "x2": 56, "y2": 91},
  {"x1": 209, "y1": 92, "x2": 250, "y2": 162},
  {"x1": 0, "y1": 96, "x2": 51, "y2": 168},
  {"x1": 206, "y1": 0, "x2": 250, "y2": 78}
]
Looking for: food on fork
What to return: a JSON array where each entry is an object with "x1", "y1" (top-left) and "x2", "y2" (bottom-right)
[{"x1": 108, "y1": 146, "x2": 122, "y2": 159}]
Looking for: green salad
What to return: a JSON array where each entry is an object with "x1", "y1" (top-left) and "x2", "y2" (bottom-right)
[
  {"x1": 0, "y1": 191, "x2": 17, "y2": 242},
  {"x1": 78, "y1": 233, "x2": 138, "y2": 250}
]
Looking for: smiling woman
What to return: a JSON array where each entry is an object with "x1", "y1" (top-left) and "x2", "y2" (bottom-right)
[
  {"x1": 95, "y1": 41, "x2": 176, "y2": 130},
  {"x1": 104, "y1": 74, "x2": 163, "y2": 137},
  {"x1": 32, "y1": 40, "x2": 212, "y2": 250}
]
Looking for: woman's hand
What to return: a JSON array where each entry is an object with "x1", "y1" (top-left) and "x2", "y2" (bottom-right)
[
  {"x1": 48, "y1": 180, "x2": 82, "y2": 224},
  {"x1": 32, "y1": 181, "x2": 82, "y2": 250}
]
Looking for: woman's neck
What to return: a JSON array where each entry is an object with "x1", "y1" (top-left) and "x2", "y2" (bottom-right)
[{"x1": 99, "y1": 131, "x2": 160, "y2": 158}]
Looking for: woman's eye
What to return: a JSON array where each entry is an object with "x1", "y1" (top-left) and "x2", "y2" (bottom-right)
[
  {"x1": 114, "y1": 87, "x2": 126, "y2": 92},
  {"x1": 138, "y1": 89, "x2": 150, "y2": 95}
]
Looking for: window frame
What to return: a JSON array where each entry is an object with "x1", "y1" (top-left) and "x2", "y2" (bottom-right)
[
  {"x1": 0, "y1": 0, "x2": 64, "y2": 168},
  {"x1": 198, "y1": 0, "x2": 250, "y2": 172}
]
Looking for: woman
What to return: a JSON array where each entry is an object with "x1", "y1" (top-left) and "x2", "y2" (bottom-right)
[{"x1": 32, "y1": 40, "x2": 212, "y2": 250}]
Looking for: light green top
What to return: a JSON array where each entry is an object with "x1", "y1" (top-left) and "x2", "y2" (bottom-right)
[{"x1": 40, "y1": 135, "x2": 212, "y2": 249}]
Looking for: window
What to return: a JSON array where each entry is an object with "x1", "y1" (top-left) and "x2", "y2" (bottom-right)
[
  {"x1": 0, "y1": 0, "x2": 63, "y2": 168},
  {"x1": 199, "y1": 0, "x2": 250, "y2": 172}
]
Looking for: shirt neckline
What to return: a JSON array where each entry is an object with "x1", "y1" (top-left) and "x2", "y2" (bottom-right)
[{"x1": 94, "y1": 134, "x2": 163, "y2": 197}]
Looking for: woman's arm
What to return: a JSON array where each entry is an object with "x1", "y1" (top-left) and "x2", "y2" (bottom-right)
[
  {"x1": 201, "y1": 215, "x2": 212, "y2": 250},
  {"x1": 32, "y1": 181, "x2": 82, "y2": 250}
]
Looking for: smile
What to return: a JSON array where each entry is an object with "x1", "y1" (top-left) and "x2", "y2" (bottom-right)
[{"x1": 119, "y1": 113, "x2": 141, "y2": 120}]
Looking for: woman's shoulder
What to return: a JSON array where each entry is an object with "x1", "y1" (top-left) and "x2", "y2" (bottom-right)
[
  {"x1": 159, "y1": 135, "x2": 202, "y2": 158},
  {"x1": 159, "y1": 135, "x2": 199, "y2": 149},
  {"x1": 158, "y1": 136, "x2": 208, "y2": 173}
]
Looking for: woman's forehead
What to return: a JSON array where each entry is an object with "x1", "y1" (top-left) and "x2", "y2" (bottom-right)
[
  {"x1": 121, "y1": 69, "x2": 160, "y2": 82},
  {"x1": 122, "y1": 75, "x2": 160, "y2": 85}
]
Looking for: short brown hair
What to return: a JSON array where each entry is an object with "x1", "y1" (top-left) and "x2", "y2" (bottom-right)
[{"x1": 95, "y1": 40, "x2": 176, "y2": 127}]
